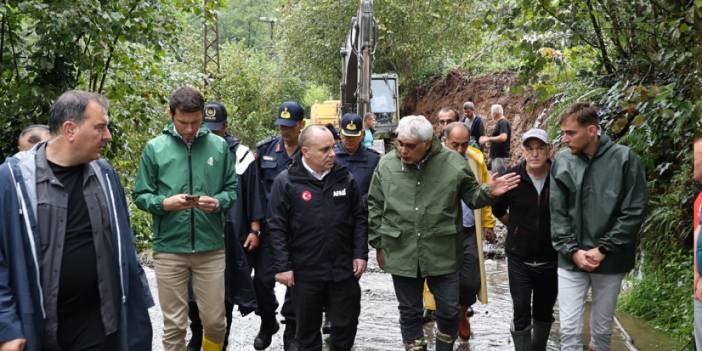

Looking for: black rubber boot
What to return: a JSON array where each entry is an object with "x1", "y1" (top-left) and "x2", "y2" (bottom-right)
[
  {"x1": 435, "y1": 330, "x2": 455, "y2": 351},
  {"x1": 531, "y1": 320, "x2": 552, "y2": 351},
  {"x1": 511, "y1": 322, "x2": 532, "y2": 351}
]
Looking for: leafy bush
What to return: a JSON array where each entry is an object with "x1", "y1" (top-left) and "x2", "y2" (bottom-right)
[
  {"x1": 619, "y1": 250, "x2": 693, "y2": 348},
  {"x1": 206, "y1": 41, "x2": 307, "y2": 148}
]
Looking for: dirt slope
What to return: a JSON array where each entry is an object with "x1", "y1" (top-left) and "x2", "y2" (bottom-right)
[{"x1": 402, "y1": 70, "x2": 556, "y2": 165}]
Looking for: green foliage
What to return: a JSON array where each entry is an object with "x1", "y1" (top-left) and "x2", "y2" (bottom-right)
[
  {"x1": 0, "y1": 0, "x2": 197, "y2": 159},
  {"x1": 0, "y1": 0, "x2": 206, "y2": 249},
  {"x1": 619, "y1": 250, "x2": 692, "y2": 348},
  {"x1": 218, "y1": 0, "x2": 278, "y2": 48},
  {"x1": 276, "y1": 0, "x2": 520, "y2": 93},
  {"x1": 510, "y1": 1, "x2": 700, "y2": 345},
  {"x1": 302, "y1": 83, "x2": 332, "y2": 109},
  {"x1": 207, "y1": 41, "x2": 306, "y2": 147}
]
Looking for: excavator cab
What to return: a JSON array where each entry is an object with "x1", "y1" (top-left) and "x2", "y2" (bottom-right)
[{"x1": 370, "y1": 73, "x2": 399, "y2": 134}]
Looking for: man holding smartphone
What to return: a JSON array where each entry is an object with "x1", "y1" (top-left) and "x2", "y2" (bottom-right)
[{"x1": 134, "y1": 87, "x2": 238, "y2": 351}]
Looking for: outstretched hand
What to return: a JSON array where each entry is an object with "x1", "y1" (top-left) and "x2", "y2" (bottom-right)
[{"x1": 488, "y1": 172, "x2": 520, "y2": 196}]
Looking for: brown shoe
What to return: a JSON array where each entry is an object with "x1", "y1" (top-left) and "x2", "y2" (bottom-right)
[{"x1": 458, "y1": 305, "x2": 471, "y2": 340}]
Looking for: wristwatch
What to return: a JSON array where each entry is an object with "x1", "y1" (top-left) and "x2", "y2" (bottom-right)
[{"x1": 251, "y1": 230, "x2": 261, "y2": 237}]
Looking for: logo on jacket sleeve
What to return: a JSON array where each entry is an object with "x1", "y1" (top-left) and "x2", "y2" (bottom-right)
[
  {"x1": 333, "y1": 188, "x2": 347, "y2": 197},
  {"x1": 301, "y1": 190, "x2": 312, "y2": 202}
]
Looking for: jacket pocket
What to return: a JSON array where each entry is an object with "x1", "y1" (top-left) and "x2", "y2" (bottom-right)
[
  {"x1": 260, "y1": 160, "x2": 278, "y2": 180},
  {"x1": 377, "y1": 226, "x2": 401, "y2": 238},
  {"x1": 428, "y1": 224, "x2": 458, "y2": 237}
]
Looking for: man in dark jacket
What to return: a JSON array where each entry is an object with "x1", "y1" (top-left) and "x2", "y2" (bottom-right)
[
  {"x1": 462, "y1": 102, "x2": 485, "y2": 150},
  {"x1": 268, "y1": 125, "x2": 368, "y2": 351},
  {"x1": 334, "y1": 112, "x2": 380, "y2": 197},
  {"x1": 187, "y1": 102, "x2": 264, "y2": 350},
  {"x1": 0, "y1": 90, "x2": 153, "y2": 351},
  {"x1": 255, "y1": 101, "x2": 307, "y2": 350},
  {"x1": 493, "y1": 128, "x2": 557, "y2": 351},
  {"x1": 479, "y1": 104, "x2": 511, "y2": 175},
  {"x1": 550, "y1": 103, "x2": 647, "y2": 351}
]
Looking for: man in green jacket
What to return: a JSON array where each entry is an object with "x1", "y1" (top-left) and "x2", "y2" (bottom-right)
[
  {"x1": 134, "y1": 86, "x2": 238, "y2": 351},
  {"x1": 368, "y1": 115, "x2": 520, "y2": 351},
  {"x1": 550, "y1": 102, "x2": 647, "y2": 351}
]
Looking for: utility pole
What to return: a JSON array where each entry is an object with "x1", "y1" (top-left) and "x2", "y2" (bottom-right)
[
  {"x1": 258, "y1": 16, "x2": 277, "y2": 55},
  {"x1": 203, "y1": 0, "x2": 220, "y2": 86}
]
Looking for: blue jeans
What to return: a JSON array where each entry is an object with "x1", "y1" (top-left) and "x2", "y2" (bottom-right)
[
  {"x1": 392, "y1": 272, "x2": 460, "y2": 341},
  {"x1": 459, "y1": 227, "x2": 480, "y2": 307}
]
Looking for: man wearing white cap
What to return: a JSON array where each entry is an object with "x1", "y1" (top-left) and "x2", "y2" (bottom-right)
[{"x1": 493, "y1": 128, "x2": 557, "y2": 351}]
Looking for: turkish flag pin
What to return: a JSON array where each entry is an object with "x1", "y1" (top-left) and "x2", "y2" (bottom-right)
[{"x1": 301, "y1": 190, "x2": 312, "y2": 202}]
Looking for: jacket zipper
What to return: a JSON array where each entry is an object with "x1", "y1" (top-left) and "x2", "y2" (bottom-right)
[
  {"x1": 534, "y1": 184, "x2": 542, "y2": 264},
  {"x1": 188, "y1": 143, "x2": 195, "y2": 252}
]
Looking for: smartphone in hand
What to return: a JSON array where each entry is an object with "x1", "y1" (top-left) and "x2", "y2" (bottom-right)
[{"x1": 184, "y1": 195, "x2": 200, "y2": 203}]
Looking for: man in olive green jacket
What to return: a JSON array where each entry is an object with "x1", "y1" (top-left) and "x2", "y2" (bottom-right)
[
  {"x1": 550, "y1": 103, "x2": 647, "y2": 351},
  {"x1": 368, "y1": 115, "x2": 520, "y2": 351},
  {"x1": 134, "y1": 87, "x2": 238, "y2": 351}
]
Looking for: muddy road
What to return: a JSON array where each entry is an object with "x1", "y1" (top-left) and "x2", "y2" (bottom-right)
[{"x1": 146, "y1": 247, "x2": 672, "y2": 350}]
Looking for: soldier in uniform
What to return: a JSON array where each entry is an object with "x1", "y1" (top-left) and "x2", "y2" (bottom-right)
[
  {"x1": 334, "y1": 113, "x2": 380, "y2": 197},
  {"x1": 255, "y1": 101, "x2": 306, "y2": 350},
  {"x1": 187, "y1": 102, "x2": 264, "y2": 350}
]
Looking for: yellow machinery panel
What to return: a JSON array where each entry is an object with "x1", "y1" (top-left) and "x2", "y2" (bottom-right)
[{"x1": 310, "y1": 100, "x2": 341, "y2": 128}]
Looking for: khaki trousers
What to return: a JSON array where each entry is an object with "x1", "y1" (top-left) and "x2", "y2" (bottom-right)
[{"x1": 154, "y1": 249, "x2": 226, "y2": 351}]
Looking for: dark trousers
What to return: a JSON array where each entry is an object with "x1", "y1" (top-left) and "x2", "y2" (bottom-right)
[
  {"x1": 281, "y1": 287, "x2": 296, "y2": 347},
  {"x1": 51, "y1": 305, "x2": 116, "y2": 351},
  {"x1": 248, "y1": 234, "x2": 280, "y2": 328},
  {"x1": 392, "y1": 272, "x2": 460, "y2": 341},
  {"x1": 459, "y1": 227, "x2": 480, "y2": 306},
  {"x1": 507, "y1": 256, "x2": 558, "y2": 330},
  {"x1": 292, "y1": 278, "x2": 361, "y2": 351},
  {"x1": 189, "y1": 300, "x2": 234, "y2": 349}
]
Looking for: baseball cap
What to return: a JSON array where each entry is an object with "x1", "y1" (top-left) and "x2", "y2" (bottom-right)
[
  {"x1": 340, "y1": 113, "x2": 363, "y2": 137},
  {"x1": 275, "y1": 101, "x2": 305, "y2": 127},
  {"x1": 521, "y1": 128, "x2": 550, "y2": 145},
  {"x1": 203, "y1": 102, "x2": 227, "y2": 131}
]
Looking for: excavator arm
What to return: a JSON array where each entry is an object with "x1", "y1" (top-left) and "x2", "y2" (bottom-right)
[{"x1": 340, "y1": 0, "x2": 376, "y2": 117}]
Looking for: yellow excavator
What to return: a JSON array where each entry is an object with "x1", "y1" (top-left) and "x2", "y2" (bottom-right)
[{"x1": 310, "y1": 0, "x2": 399, "y2": 150}]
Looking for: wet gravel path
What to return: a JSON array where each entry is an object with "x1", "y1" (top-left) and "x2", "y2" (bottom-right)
[{"x1": 147, "y1": 249, "x2": 639, "y2": 350}]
